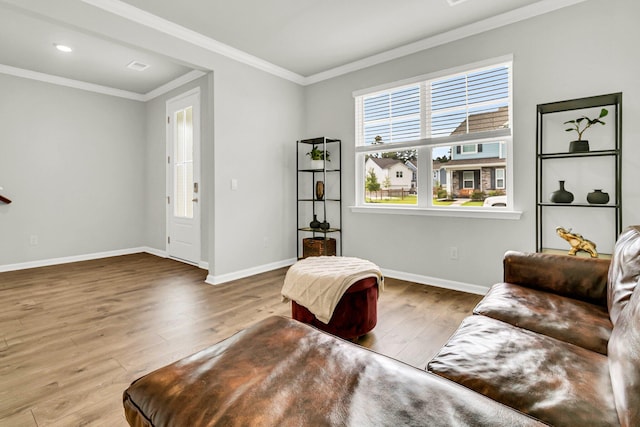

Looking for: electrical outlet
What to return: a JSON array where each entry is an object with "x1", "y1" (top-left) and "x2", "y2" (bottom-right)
[
  {"x1": 263, "y1": 237, "x2": 269, "y2": 248},
  {"x1": 449, "y1": 246, "x2": 458, "y2": 260},
  {"x1": 30, "y1": 235, "x2": 39, "y2": 246}
]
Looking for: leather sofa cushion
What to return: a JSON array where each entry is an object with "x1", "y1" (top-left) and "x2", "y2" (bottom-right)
[
  {"x1": 474, "y1": 282, "x2": 612, "y2": 354},
  {"x1": 503, "y1": 251, "x2": 609, "y2": 305},
  {"x1": 123, "y1": 316, "x2": 546, "y2": 427},
  {"x1": 607, "y1": 225, "x2": 640, "y2": 325},
  {"x1": 608, "y1": 282, "x2": 640, "y2": 426},
  {"x1": 428, "y1": 315, "x2": 619, "y2": 427}
]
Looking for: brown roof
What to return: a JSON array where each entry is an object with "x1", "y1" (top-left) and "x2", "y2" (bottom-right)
[
  {"x1": 368, "y1": 157, "x2": 403, "y2": 169},
  {"x1": 450, "y1": 106, "x2": 509, "y2": 135}
]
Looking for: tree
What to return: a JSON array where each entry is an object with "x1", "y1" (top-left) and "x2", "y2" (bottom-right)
[
  {"x1": 383, "y1": 175, "x2": 392, "y2": 189},
  {"x1": 366, "y1": 168, "x2": 381, "y2": 192}
]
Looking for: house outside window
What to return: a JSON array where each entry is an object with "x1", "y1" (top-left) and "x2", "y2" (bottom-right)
[{"x1": 354, "y1": 56, "x2": 513, "y2": 209}]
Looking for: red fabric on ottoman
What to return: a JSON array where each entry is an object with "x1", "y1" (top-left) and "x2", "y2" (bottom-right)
[{"x1": 291, "y1": 276, "x2": 378, "y2": 339}]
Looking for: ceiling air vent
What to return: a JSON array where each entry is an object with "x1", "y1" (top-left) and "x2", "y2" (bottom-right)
[{"x1": 127, "y1": 60, "x2": 150, "y2": 71}]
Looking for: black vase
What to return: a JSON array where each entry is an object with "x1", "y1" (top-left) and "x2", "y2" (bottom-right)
[
  {"x1": 587, "y1": 189, "x2": 610, "y2": 205},
  {"x1": 309, "y1": 215, "x2": 321, "y2": 229},
  {"x1": 550, "y1": 181, "x2": 574, "y2": 203},
  {"x1": 319, "y1": 221, "x2": 330, "y2": 230},
  {"x1": 569, "y1": 140, "x2": 590, "y2": 153}
]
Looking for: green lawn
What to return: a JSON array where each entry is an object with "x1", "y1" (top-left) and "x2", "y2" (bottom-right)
[
  {"x1": 366, "y1": 195, "x2": 417, "y2": 205},
  {"x1": 365, "y1": 196, "x2": 458, "y2": 206},
  {"x1": 462, "y1": 200, "x2": 484, "y2": 207}
]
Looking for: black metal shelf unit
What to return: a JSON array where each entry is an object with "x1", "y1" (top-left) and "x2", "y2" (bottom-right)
[
  {"x1": 296, "y1": 137, "x2": 342, "y2": 258},
  {"x1": 536, "y1": 93, "x2": 622, "y2": 253}
]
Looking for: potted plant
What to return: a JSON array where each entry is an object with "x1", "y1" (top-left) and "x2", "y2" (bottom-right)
[
  {"x1": 564, "y1": 108, "x2": 608, "y2": 152},
  {"x1": 306, "y1": 146, "x2": 330, "y2": 169}
]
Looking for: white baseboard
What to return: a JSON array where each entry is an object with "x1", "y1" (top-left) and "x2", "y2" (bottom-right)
[
  {"x1": 0, "y1": 246, "x2": 214, "y2": 273},
  {"x1": 206, "y1": 258, "x2": 297, "y2": 285},
  {"x1": 381, "y1": 268, "x2": 489, "y2": 295},
  {"x1": 1, "y1": 250, "x2": 488, "y2": 296},
  {"x1": 144, "y1": 246, "x2": 167, "y2": 258},
  {"x1": 0, "y1": 247, "x2": 148, "y2": 273}
]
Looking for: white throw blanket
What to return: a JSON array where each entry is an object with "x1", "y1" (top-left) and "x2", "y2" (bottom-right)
[{"x1": 281, "y1": 256, "x2": 384, "y2": 324}]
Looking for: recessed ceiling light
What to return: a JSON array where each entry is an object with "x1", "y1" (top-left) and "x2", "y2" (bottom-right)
[
  {"x1": 54, "y1": 44, "x2": 73, "y2": 53},
  {"x1": 447, "y1": 0, "x2": 470, "y2": 5},
  {"x1": 127, "y1": 60, "x2": 150, "y2": 71}
]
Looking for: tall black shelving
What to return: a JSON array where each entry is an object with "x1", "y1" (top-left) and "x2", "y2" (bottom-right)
[
  {"x1": 296, "y1": 137, "x2": 342, "y2": 258},
  {"x1": 536, "y1": 93, "x2": 622, "y2": 254}
]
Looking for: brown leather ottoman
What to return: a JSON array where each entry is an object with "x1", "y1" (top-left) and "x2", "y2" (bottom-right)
[
  {"x1": 291, "y1": 276, "x2": 378, "y2": 340},
  {"x1": 123, "y1": 316, "x2": 546, "y2": 427}
]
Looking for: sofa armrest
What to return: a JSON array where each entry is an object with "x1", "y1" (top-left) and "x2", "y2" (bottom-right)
[{"x1": 503, "y1": 251, "x2": 610, "y2": 305}]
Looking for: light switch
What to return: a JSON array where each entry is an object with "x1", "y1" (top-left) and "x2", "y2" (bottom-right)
[{"x1": 231, "y1": 179, "x2": 238, "y2": 190}]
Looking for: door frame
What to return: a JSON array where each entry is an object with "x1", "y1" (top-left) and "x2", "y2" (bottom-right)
[{"x1": 166, "y1": 87, "x2": 201, "y2": 265}]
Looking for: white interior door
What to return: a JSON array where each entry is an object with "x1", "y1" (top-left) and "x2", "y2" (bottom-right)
[{"x1": 167, "y1": 89, "x2": 200, "y2": 265}]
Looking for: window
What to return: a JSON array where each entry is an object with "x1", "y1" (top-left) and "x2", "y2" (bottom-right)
[
  {"x1": 495, "y1": 168, "x2": 505, "y2": 189},
  {"x1": 354, "y1": 56, "x2": 512, "y2": 210},
  {"x1": 463, "y1": 171, "x2": 475, "y2": 189},
  {"x1": 461, "y1": 144, "x2": 478, "y2": 154}
]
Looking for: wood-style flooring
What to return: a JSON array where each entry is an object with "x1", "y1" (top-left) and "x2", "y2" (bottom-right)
[{"x1": 0, "y1": 253, "x2": 482, "y2": 426}]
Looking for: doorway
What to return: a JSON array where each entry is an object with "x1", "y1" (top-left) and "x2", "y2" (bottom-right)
[{"x1": 166, "y1": 88, "x2": 201, "y2": 265}]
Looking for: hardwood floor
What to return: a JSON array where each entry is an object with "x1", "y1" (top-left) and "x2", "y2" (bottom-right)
[{"x1": 0, "y1": 253, "x2": 482, "y2": 426}]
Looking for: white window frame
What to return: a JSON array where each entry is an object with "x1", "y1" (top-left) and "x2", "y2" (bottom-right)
[
  {"x1": 495, "y1": 168, "x2": 506, "y2": 190},
  {"x1": 352, "y1": 55, "x2": 521, "y2": 220},
  {"x1": 462, "y1": 144, "x2": 478, "y2": 154},
  {"x1": 463, "y1": 171, "x2": 475, "y2": 189}
]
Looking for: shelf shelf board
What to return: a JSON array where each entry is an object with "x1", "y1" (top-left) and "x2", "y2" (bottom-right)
[
  {"x1": 298, "y1": 227, "x2": 341, "y2": 233},
  {"x1": 537, "y1": 93, "x2": 621, "y2": 114},
  {"x1": 538, "y1": 202, "x2": 618, "y2": 208},
  {"x1": 298, "y1": 168, "x2": 341, "y2": 173},
  {"x1": 298, "y1": 198, "x2": 341, "y2": 202},
  {"x1": 298, "y1": 137, "x2": 340, "y2": 145},
  {"x1": 538, "y1": 149, "x2": 618, "y2": 159}
]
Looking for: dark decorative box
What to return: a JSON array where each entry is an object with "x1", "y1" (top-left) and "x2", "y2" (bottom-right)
[{"x1": 302, "y1": 237, "x2": 336, "y2": 258}]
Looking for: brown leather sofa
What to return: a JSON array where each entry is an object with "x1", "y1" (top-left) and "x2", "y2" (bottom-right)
[
  {"x1": 429, "y1": 225, "x2": 640, "y2": 427},
  {"x1": 123, "y1": 226, "x2": 640, "y2": 426}
]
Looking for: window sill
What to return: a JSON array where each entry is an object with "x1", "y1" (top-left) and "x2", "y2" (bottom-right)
[{"x1": 349, "y1": 205, "x2": 523, "y2": 220}]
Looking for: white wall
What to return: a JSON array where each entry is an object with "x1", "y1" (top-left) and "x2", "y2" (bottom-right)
[
  {"x1": 210, "y1": 62, "x2": 304, "y2": 279},
  {"x1": 0, "y1": 74, "x2": 146, "y2": 265},
  {"x1": 304, "y1": 0, "x2": 640, "y2": 288}
]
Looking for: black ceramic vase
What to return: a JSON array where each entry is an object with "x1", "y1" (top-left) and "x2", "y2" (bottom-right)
[
  {"x1": 569, "y1": 140, "x2": 590, "y2": 153},
  {"x1": 587, "y1": 189, "x2": 610, "y2": 204},
  {"x1": 319, "y1": 221, "x2": 330, "y2": 230},
  {"x1": 550, "y1": 180, "x2": 574, "y2": 203},
  {"x1": 309, "y1": 215, "x2": 321, "y2": 229}
]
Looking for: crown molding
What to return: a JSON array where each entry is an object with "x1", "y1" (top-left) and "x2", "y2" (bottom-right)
[
  {"x1": 142, "y1": 69, "x2": 207, "y2": 101},
  {"x1": 0, "y1": 63, "x2": 208, "y2": 102},
  {"x1": 82, "y1": 0, "x2": 588, "y2": 86},
  {"x1": 81, "y1": 0, "x2": 307, "y2": 85},
  {"x1": 6, "y1": 0, "x2": 588, "y2": 90},
  {"x1": 0, "y1": 63, "x2": 145, "y2": 100},
  {"x1": 304, "y1": 0, "x2": 588, "y2": 85}
]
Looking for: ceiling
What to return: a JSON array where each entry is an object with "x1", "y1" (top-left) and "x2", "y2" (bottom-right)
[{"x1": 0, "y1": 0, "x2": 587, "y2": 98}]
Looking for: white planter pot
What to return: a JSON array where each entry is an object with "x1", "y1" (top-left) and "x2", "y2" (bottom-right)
[{"x1": 310, "y1": 159, "x2": 324, "y2": 170}]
